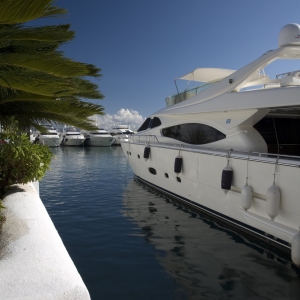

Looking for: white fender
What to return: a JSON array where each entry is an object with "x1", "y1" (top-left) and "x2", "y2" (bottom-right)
[
  {"x1": 291, "y1": 228, "x2": 300, "y2": 267},
  {"x1": 241, "y1": 185, "x2": 252, "y2": 211},
  {"x1": 266, "y1": 184, "x2": 281, "y2": 221}
]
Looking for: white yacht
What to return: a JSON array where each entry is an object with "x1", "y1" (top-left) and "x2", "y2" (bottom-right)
[
  {"x1": 110, "y1": 125, "x2": 134, "y2": 145},
  {"x1": 61, "y1": 127, "x2": 84, "y2": 146},
  {"x1": 121, "y1": 24, "x2": 300, "y2": 267},
  {"x1": 83, "y1": 129, "x2": 115, "y2": 146},
  {"x1": 33, "y1": 124, "x2": 61, "y2": 147}
]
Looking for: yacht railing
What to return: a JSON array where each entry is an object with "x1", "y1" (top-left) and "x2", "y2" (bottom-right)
[
  {"x1": 125, "y1": 134, "x2": 300, "y2": 167},
  {"x1": 165, "y1": 81, "x2": 218, "y2": 107}
]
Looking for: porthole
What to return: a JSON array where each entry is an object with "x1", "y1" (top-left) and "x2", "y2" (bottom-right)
[
  {"x1": 165, "y1": 173, "x2": 169, "y2": 178},
  {"x1": 176, "y1": 177, "x2": 181, "y2": 182},
  {"x1": 148, "y1": 167, "x2": 157, "y2": 175},
  {"x1": 138, "y1": 154, "x2": 140, "y2": 159}
]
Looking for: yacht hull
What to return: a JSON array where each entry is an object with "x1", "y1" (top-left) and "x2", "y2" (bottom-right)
[
  {"x1": 121, "y1": 141, "x2": 300, "y2": 254},
  {"x1": 112, "y1": 135, "x2": 129, "y2": 145},
  {"x1": 84, "y1": 136, "x2": 114, "y2": 147},
  {"x1": 111, "y1": 136, "x2": 122, "y2": 146},
  {"x1": 61, "y1": 137, "x2": 84, "y2": 146},
  {"x1": 38, "y1": 136, "x2": 62, "y2": 147}
]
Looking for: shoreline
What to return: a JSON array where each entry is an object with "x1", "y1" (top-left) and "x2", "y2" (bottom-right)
[{"x1": 0, "y1": 182, "x2": 90, "y2": 300}]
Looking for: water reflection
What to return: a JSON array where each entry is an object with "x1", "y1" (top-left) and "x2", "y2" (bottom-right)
[{"x1": 123, "y1": 179, "x2": 300, "y2": 300}]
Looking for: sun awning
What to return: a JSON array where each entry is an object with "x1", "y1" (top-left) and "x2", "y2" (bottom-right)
[{"x1": 179, "y1": 68, "x2": 236, "y2": 82}]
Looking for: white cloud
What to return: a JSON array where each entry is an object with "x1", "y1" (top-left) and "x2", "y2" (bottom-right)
[{"x1": 92, "y1": 109, "x2": 145, "y2": 131}]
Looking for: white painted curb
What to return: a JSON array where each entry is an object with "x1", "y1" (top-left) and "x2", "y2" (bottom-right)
[{"x1": 0, "y1": 183, "x2": 90, "y2": 300}]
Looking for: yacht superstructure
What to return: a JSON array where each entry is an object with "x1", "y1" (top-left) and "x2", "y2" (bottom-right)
[
  {"x1": 61, "y1": 127, "x2": 84, "y2": 146},
  {"x1": 83, "y1": 129, "x2": 115, "y2": 146},
  {"x1": 110, "y1": 125, "x2": 134, "y2": 145},
  {"x1": 121, "y1": 24, "x2": 300, "y2": 266},
  {"x1": 34, "y1": 124, "x2": 61, "y2": 147}
]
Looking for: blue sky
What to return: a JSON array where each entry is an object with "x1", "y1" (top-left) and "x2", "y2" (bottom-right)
[{"x1": 31, "y1": 0, "x2": 300, "y2": 127}]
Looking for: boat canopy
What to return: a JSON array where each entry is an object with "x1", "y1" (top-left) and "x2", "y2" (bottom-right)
[
  {"x1": 166, "y1": 68, "x2": 272, "y2": 107},
  {"x1": 178, "y1": 68, "x2": 236, "y2": 83}
]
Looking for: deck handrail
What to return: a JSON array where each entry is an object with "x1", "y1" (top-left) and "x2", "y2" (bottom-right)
[
  {"x1": 165, "y1": 81, "x2": 218, "y2": 107},
  {"x1": 125, "y1": 134, "x2": 300, "y2": 167}
]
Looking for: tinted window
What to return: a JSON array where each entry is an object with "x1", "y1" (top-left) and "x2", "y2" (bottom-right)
[
  {"x1": 137, "y1": 118, "x2": 151, "y2": 132},
  {"x1": 274, "y1": 118, "x2": 298, "y2": 144},
  {"x1": 162, "y1": 123, "x2": 225, "y2": 145},
  {"x1": 91, "y1": 132, "x2": 108, "y2": 135},
  {"x1": 149, "y1": 117, "x2": 161, "y2": 129},
  {"x1": 254, "y1": 117, "x2": 300, "y2": 156},
  {"x1": 254, "y1": 118, "x2": 277, "y2": 144}
]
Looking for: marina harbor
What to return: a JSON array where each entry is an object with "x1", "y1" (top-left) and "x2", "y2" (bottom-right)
[
  {"x1": 2, "y1": 1, "x2": 300, "y2": 298},
  {"x1": 30, "y1": 124, "x2": 133, "y2": 147},
  {"x1": 39, "y1": 146, "x2": 300, "y2": 299}
]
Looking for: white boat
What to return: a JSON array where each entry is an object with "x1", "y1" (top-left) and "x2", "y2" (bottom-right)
[
  {"x1": 83, "y1": 129, "x2": 115, "y2": 146},
  {"x1": 33, "y1": 124, "x2": 61, "y2": 147},
  {"x1": 61, "y1": 127, "x2": 84, "y2": 146},
  {"x1": 110, "y1": 125, "x2": 134, "y2": 145},
  {"x1": 121, "y1": 24, "x2": 300, "y2": 266}
]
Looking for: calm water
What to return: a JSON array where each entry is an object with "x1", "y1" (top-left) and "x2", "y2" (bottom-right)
[{"x1": 40, "y1": 146, "x2": 300, "y2": 300}]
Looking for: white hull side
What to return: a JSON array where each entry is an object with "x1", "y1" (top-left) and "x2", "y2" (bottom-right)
[
  {"x1": 38, "y1": 136, "x2": 62, "y2": 147},
  {"x1": 111, "y1": 135, "x2": 122, "y2": 145},
  {"x1": 84, "y1": 136, "x2": 114, "y2": 147},
  {"x1": 61, "y1": 137, "x2": 84, "y2": 146},
  {"x1": 121, "y1": 141, "x2": 300, "y2": 249}
]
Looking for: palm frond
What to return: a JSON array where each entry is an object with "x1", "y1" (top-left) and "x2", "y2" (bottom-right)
[
  {"x1": 0, "y1": 39, "x2": 59, "y2": 54},
  {"x1": 0, "y1": 0, "x2": 67, "y2": 24},
  {"x1": 0, "y1": 69, "x2": 103, "y2": 98},
  {"x1": 0, "y1": 91, "x2": 77, "y2": 104},
  {"x1": 0, "y1": 1, "x2": 106, "y2": 130},
  {"x1": 0, "y1": 53, "x2": 101, "y2": 77},
  {"x1": 0, "y1": 96, "x2": 104, "y2": 113},
  {"x1": 0, "y1": 99, "x2": 104, "y2": 130},
  {"x1": 0, "y1": 25, "x2": 74, "y2": 44}
]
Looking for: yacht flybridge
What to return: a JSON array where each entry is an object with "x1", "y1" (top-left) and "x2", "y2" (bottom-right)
[{"x1": 121, "y1": 24, "x2": 300, "y2": 267}]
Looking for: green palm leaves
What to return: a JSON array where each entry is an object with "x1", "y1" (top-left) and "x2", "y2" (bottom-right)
[
  {"x1": 0, "y1": 0, "x2": 104, "y2": 131},
  {"x1": 0, "y1": 0, "x2": 66, "y2": 25}
]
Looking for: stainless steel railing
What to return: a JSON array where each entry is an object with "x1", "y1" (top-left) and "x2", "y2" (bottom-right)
[{"x1": 123, "y1": 134, "x2": 300, "y2": 167}]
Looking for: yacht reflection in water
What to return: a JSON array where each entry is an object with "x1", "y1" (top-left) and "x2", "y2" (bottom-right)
[{"x1": 123, "y1": 179, "x2": 300, "y2": 300}]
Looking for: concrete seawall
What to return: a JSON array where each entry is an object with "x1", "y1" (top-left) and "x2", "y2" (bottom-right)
[{"x1": 0, "y1": 183, "x2": 90, "y2": 300}]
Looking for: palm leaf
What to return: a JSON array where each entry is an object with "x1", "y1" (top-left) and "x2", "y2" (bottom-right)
[
  {"x1": 0, "y1": 0, "x2": 106, "y2": 130},
  {"x1": 0, "y1": 0, "x2": 67, "y2": 24},
  {"x1": 0, "y1": 39, "x2": 60, "y2": 54},
  {"x1": 0, "y1": 91, "x2": 78, "y2": 104},
  {"x1": 0, "y1": 25, "x2": 74, "y2": 44},
  {"x1": 0, "y1": 99, "x2": 104, "y2": 130},
  {"x1": 0, "y1": 69, "x2": 103, "y2": 98},
  {"x1": 0, "y1": 53, "x2": 101, "y2": 77}
]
